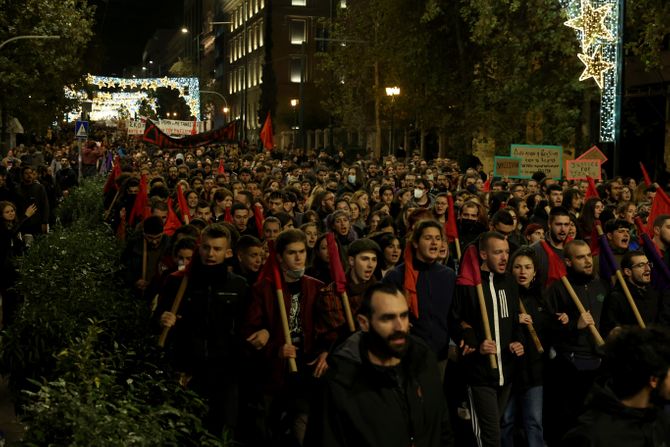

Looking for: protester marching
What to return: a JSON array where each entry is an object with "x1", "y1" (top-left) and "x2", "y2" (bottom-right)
[{"x1": 2, "y1": 131, "x2": 670, "y2": 447}]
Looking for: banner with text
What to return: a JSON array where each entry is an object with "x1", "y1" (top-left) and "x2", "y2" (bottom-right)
[
  {"x1": 493, "y1": 156, "x2": 522, "y2": 178},
  {"x1": 126, "y1": 119, "x2": 203, "y2": 136},
  {"x1": 565, "y1": 159, "x2": 602, "y2": 180},
  {"x1": 510, "y1": 144, "x2": 563, "y2": 179}
]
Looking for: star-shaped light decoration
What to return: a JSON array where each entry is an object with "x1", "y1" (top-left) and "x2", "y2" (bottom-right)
[
  {"x1": 577, "y1": 46, "x2": 614, "y2": 89},
  {"x1": 565, "y1": 0, "x2": 614, "y2": 51}
]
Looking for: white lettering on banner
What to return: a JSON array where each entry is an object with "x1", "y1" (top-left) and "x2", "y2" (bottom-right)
[{"x1": 126, "y1": 119, "x2": 204, "y2": 136}]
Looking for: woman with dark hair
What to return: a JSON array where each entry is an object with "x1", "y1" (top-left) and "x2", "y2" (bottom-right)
[
  {"x1": 372, "y1": 232, "x2": 402, "y2": 280},
  {"x1": 577, "y1": 197, "x2": 604, "y2": 242},
  {"x1": 211, "y1": 188, "x2": 234, "y2": 222},
  {"x1": 305, "y1": 233, "x2": 345, "y2": 284},
  {"x1": 563, "y1": 188, "x2": 584, "y2": 218},
  {"x1": 501, "y1": 247, "x2": 568, "y2": 447}
]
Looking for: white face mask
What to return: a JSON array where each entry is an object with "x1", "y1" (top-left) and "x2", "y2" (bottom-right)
[
  {"x1": 414, "y1": 188, "x2": 424, "y2": 199},
  {"x1": 427, "y1": 175, "x2": 434, "y2": 181},
  {"x1": 285, "y1": 268, "x2": 305, "y2": 280},
  {"x1": 348, "y1": 175, "x2": 356, "y2": 184}
]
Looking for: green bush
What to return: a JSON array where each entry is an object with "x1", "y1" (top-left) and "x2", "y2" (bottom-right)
[{"x1": 0, "y1": 179, "x2": 224, "y2": 446}]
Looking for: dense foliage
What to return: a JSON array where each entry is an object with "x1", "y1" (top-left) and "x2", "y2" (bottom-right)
[{"x1": 0, "y1": 179, "x2": 224, "y2": 446}]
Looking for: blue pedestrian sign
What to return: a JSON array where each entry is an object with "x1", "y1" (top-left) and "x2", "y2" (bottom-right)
[{"x1": 75, "y1": 120, "x2": 89, "y2": 139}]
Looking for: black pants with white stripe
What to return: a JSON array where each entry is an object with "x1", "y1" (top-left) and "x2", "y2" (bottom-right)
[{"x1": 468, "y1": 383, "x2": 513, "y2": 447}]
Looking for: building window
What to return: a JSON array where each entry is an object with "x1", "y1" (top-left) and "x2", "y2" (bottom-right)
[
  {"x1": 290, "y1": 57, "x2": 302, "y2": 83},
  {"x1": 339, "y1": 0, "x2": 346, "y2": 8},
  {"x1": 292, "y1": 0, "x2": 307, "y2": 5},
  {"x1": 259, "y1": 21, "x2": 264, "y2": 47},
  {"x1": 289, "y1": 20, "x2": 306, "y2": 45}
]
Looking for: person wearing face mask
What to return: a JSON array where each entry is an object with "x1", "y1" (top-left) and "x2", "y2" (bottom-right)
[
  {"x1": 501, "y1": 247, "x2": 568, "y2": 447},
  {"x1": 450, "y1": 232, "x2": 524, "y2": 447},
  {"x1": 544, "y1": 240, "x2": 608, "y2": 444},
  {"x1": 243, "y1": 229, "x2": 326, "y2": 445},
  {"x1": 601, "y1": 251, "x2": 670, "y2": 337},
  {"x1": 157, "y1": 224, "x2": 249, "y2": 440},
  {"x1": 305, "y1": 283, "x2": 455, "y2": 447},
  {"x1": 409, "y1": 178, "x2": 433, "y2": 209}
]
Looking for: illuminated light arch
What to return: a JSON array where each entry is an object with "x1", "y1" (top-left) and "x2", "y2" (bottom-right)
[{"x1": 85, "y1": 74, "x2": 201, "y2": 120}]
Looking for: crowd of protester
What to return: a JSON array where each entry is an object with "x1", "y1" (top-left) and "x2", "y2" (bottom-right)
[{"x1": 2, "y1": 135, "x2": 670, "y2": 446}]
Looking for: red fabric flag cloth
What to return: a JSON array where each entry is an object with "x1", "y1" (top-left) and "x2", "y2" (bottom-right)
[
  {"x1": 325, "y1": 233, "x2": 347, "y2": 294},
  {"x1": 645, "y1": 187, "x2": 670, "y2": 237},
  {"x1": 456, "y1": 244, "x2": 482, "y2": 287},
  {"x1": 635, "y1": 217, "x2": 670, "y2": 290},
  {"x1": 256, "y1": 240, "x2": 283, "y2": 291},
  {"x1": 128, "y1": 174, "x2": 150, "y2": 226},
  {"x1": 584, "y1": 176, "x2": 600, "y2": 200},
  {"x1": 103, "y1": 155, "x2": 121, "y2": 194},
  {"x1": 259, "y1": 112, "x2": 274, "y2": 150},
  {"x1": 217, "y1": 158, "x2": 225, "y2": 175},
  {"x1": 445, "y1": 194, "x2": 459, "y2": 243},
  {"x1": 176, "y1": 184, "x2": 190, "y2": 224},
  {"x1": 640, "y1": 162, "x2": 652, "y2": 187},
  {"x1": 589, "y1": 219, "x2": 601, "y2": 257},
  {"x1": 163, "y1": 198, "x2": 182, "y2": 236},
  {"x1": 482, "y1": 177, "x2": 491, "y2": 192},
  {"x1": 540, "y1": 240, "x2": 567, "y2": 287},
  {"x1": 191, "y1": 117, "x2": 197, "y2": 135},
  {"x1": 403, "y1": 242, "x2": 420, "y2": 318},
  {"x1": 253, "y1": 204, "x2": 265, "y2": 238},
  {"x1": 224, "y1": 206, "x2": 233, "y2": 223}
]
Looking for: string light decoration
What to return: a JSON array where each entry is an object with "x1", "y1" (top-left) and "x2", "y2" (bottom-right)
[
  {"x1": 64, "y1": 88, "x2": 158, "y2": 122},
  {"x1": 561, "y1": 0, "x2": 620, "y2": 142},
  {"x1": 85, "y1": 74, "x2": 200, "y2": 119}
]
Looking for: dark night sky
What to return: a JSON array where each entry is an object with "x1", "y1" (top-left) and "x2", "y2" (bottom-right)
[{"x1": 89, "y1": 0, "x2": 183, "y2": 75}]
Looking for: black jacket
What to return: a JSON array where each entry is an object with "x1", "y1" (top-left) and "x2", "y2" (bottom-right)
[
  {"x1": 383, "y1": 259, "x2": 456, "y2": 360},
  {"x1": 563, "y1": 381, "x2": 670, "y2": 446},
  {"x1": 305, "y1": 332, "x2": 454, "y2": 447},
  {"x1": 548, "y1": 271, "x2": 608, "y2": 358},
  {"x1": 156, "y1": 259, "x2": 249, "y2": 373},
  {"x1": 601, "y1": 281, "x2": 670, "y2": 336},
  {"x1": 450, "y1": 270, "x2": 523, "y2": 387}
]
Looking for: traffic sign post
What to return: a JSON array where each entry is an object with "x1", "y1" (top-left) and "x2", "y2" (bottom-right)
[{"x1": 75, "y1": 120, "x2": 88, "y2": 180}]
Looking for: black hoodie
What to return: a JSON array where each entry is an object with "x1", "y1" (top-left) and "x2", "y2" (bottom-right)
[{"x1": 563, "y1": 380, "x2": 670, "y2": 446}]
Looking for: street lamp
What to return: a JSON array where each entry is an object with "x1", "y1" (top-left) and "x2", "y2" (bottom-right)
[
  {"x1": 290, "y1": 99, "x2": 299, "y2": 148},
  {"x1": 385, "y1": 86, "x2": 400, "y2": 156},
  {"x1": 0, "y1": 34, "x2": 60, "y2": 51}
]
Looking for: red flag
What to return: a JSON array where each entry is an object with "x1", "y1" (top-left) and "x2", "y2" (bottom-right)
[
  {"x1": 224, "y1": 206, "x2": 233, "y2": 223},
  {"x1": 259, "y1": 112, "x2": 274, "y2": 150},
  {"x1": 540, "y1": 240, "x2": 567, "y2": 287},
  {"x1": 217, "y1": 158, "x2": 225, "y2": 175},
  {"x1": 585, "y1": 176, "x2": 599, "y2": 200},
  {"x1": 256, "y1": 240, "x2": 283, "y2": 291},
  {"x1": 403, "y1": 242, "x2": 420, "y2": 318},
  {"x1": 103, "y1": 156, "x2": 122, "y2": 194},
  {"x1": 325, "y1": 233, "x2": 347, "y2": 294},
  {"x1": 445, "y1": 194, "x2": 459, "y2": 243},
  {"x1": 640, "y1": 162, "x2": 652, "y2": 187},
  {"x1": 456, "y1": 244, "x2": 482, "y2": 287},
  {"x1": 191, "y1": 117, "x2": 197, "y2": 135},
  {"x1": 482, "y1": 177, "x2": 491, "y2": 192},
  {"x1": 163, "y1": 198, "x2": 182, "y2": 236},
  {"x1": 128, "y1": 174, "x2": 150, "y2": 226},
  {"x1": 176, "y1": 184, "x2": 190, "y2": 224},
  {"x1": 646, "y1": 187, "x2": 670, "y2": 237},
  {"x1": 254, "y1": 204, "x2": 265, "y2": 238}
]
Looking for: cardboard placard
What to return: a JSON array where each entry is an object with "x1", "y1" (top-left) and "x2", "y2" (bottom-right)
[
  {"x1": 565, "y1": 159, "x2": 602, "y2": 180},
  {"x1": 510, "y1": 144, "x2": 563, "y2": 179},
  {"x1": 577, "y1": 145, "x2": 608, "y2": 163},
  {"x1": 493, "y1": 156, "x2": 522, "y2": 178}
]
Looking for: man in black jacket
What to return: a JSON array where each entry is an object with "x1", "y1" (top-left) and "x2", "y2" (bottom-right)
[
  {"x1": 158, "y1": 224, "x2": 249, "y2": 439},
  {"x1": 545, "y1": 239, "x2": 608, "y2": 445},
  {"x1": 450, "y1": 231, "x2": 524, "y2": 447},
  {"x1": 305, "y1": 282, "x2": 454, "y2": 447},
  {"x1": 601, "y1": 250, "x2": 670, "y2": 337},
  {"x1": 564, "y1": 326, "x2": 670, "y2": 446}
]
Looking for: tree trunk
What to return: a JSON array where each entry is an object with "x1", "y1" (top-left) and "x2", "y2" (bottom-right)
[{"x1": 374, "y1": 60, "x2": 382, "y2": 159}]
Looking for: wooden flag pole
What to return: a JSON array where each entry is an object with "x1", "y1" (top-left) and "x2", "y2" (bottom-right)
[
  {"x1": 341, "y1": 291, "x2": 356, "y2": 332},
  {"x1": 454, "y1": 238, "x2": 462, "y2": 260},
  {"x1": 103, "y1": 189, "x2": 121, "y2": 221},
  {"x1": 475, "y1": 284, "x2": 498, "y2": 369},
  {"x1": 560, "y1": 276, "x2": 605, "y2": 346},
  {"x1": 158, "y1": 276, "x2": 189, "y2": 347},
  {"x1": 142, "y1": 239, "x2": 148, "y2": 282},
  {"x1": 596, "y1": 226, "x2": 646, "y2": 328},
  {"x1": 276, "y1": 287, "x2": 298, "y2": 373},
  {"x1": 519, "y1": 300, "x2": 544, "y2": 354}
]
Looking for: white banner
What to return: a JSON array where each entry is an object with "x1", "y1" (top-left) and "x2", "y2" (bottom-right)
[{"x1": 125, "y1": 119, "x2": 204, "y2": 136}]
